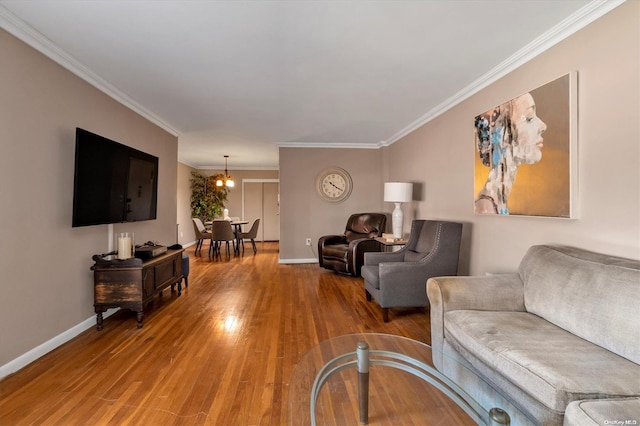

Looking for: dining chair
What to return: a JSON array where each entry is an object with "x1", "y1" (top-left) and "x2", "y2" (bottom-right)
[
  {"x1": 238, "y1": 219, "x2": 260, "y2": 254},
  {"x1": 192, "y1": 218, "x2": 211, "y2": 255},
  {"x1": 209, "y1": 220, "x2": 237, "y2": 257}
]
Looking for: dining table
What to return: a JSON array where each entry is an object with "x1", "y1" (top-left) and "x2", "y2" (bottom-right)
[{"x1": 205, "y1": 219, "x2": 249, "y2": 254}]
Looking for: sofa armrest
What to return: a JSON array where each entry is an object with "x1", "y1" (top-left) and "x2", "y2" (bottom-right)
[
  {"x1": 427, "y1": 274, "x2": 526, "y2": 370},
  {"x1": 427, "y1": 274, "x2": 526, "y2": 313},
  {"x1": 317, "y1": 234, "x2": 346, "y2": 267},
  {"x1": 349, "y1": 238, "x2": 382, "y2": 276},
  {"x1": 319, "y1": 234, "x2": 345, "y2": 246},
  {"x1": 364, "y1": 250, "x2": 404, "y2": 266}
]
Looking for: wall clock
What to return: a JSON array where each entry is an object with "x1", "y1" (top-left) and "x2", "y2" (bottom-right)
[{"x1": 316, "y1": 167, "x2": 353, "y2": 203}]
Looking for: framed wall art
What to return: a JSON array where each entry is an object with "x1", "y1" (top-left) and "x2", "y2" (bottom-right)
[{"x1": 473, "y1": 72, "x2": 578, "y2": 218}]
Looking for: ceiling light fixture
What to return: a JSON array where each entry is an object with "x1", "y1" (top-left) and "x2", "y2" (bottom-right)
[{"x1": 216, "y1": 155, "x2": 235, "y2": 188}]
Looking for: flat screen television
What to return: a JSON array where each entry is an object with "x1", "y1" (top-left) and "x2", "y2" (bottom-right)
[{"x1": 72, "y1": 128, "x2": 159, "y2": 227}]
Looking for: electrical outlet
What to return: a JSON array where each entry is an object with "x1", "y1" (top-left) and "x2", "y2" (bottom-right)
[{"x1": 305, "y1": 238, "x2": 312, "y2": 246}]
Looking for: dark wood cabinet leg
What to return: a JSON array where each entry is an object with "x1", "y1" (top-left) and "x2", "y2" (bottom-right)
[
  {"x1": 136, "y1": 311, "x2": 144, "y2": 329},
  {"x1": 177, "y1": 281, "x2": 182, "y2": 296},
  {"x1": 96, "y1": 311, "x2": 103, "y2": 331}
]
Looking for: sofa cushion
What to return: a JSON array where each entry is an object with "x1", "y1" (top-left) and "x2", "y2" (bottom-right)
[
  {"x1": 564, "y1": 397, "x2": 640, "y2": 426},
  {"x1": 518, "y1": 245, "x2": 640, "y2": 364},
  {"x1": 444, "y1": 310, "x2": 640, "y2": 412}
]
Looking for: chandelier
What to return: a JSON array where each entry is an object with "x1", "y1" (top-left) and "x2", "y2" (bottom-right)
[{"x1": 216, "y1": 155, "x2": 235, "y2": 188}]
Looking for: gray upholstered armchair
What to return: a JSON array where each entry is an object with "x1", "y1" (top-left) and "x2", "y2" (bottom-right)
[
  {"x1": 361, "y1": 220, "x2": 462, "y2": 322},
  {"x1": 318, "y1": 213, "x2": 387, "y2": 277}
]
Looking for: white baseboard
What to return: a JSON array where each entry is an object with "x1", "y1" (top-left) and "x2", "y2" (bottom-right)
[
  {"x1": 0, "y1": 308, "x2": 118, "y2": 379},
  {"x1": 279, "y1": 258, "x2": 318, "y2": 264},
  {"x1": 0, "y1": 248, "x2": 312, "y2": 379}
]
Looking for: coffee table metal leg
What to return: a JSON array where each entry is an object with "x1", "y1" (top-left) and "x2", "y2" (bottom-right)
[
  {"x1": 489, "y1": 407, "x2": 511, "y2": 425},
  {"x1": 357, "y1": 341, "x2": 370, "y2": 424},
  {"x1": 308, "y1": 339, "x2": 510, "y2": 426}
]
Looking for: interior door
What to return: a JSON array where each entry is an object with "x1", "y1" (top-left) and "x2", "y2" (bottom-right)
[
  {"x1": 262, "y1": 182, "x2": 280, "y2": 241},
  {"x1": 243, "y1": 183, "x2": 262, "y2": 240},
  {"x1": 243, "y1": 181, "x2": 280, "y2": 241}
]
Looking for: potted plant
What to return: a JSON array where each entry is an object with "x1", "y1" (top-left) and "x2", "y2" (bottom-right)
[{"x1": 190, "y1": 171, "x2": 229, "y2": 223}]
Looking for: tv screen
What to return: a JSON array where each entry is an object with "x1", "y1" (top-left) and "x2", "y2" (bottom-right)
[{"x1": 72, "y1": 128, "x2": 158, "y2": 227}]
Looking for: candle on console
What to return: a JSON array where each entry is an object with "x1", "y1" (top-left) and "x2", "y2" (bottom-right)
[{"x1": 117, "y1": 233, "x2": 132, "y2": 259}]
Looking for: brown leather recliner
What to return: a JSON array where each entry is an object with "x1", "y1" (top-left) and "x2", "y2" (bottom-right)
[{"x1": 318, "y1": 213, "x2": 387, "y2": 276}]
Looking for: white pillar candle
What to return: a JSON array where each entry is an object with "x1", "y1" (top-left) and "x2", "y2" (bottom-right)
[{"x1": 117, "y1": 234, "x2": 132, "y2": 259}]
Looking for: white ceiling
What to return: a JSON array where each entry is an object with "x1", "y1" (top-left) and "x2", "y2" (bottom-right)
[{"x1": 0, "y1": 1, "x2": 621, "y2": 169}]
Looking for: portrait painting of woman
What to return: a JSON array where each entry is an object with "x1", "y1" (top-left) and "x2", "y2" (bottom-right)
[{"x1": 473, "y1": 73, "x2": 576, "y2": 217}]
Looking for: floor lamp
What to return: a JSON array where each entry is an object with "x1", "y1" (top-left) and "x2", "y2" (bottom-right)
[{"x1": 384, "y1": 182, "x2": 413, "y2": 239}]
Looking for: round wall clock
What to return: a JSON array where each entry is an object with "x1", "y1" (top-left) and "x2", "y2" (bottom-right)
[{"x1": 316, "y1": 167, "x2": 353, "y2": 203}]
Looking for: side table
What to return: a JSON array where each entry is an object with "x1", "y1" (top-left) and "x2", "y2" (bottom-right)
[{"x1": 374, "y1": 237, "x2": 408, "y2": 252}]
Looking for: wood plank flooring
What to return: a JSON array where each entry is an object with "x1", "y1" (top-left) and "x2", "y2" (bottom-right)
[{"x1": 0, "y1": 242, "x2": 472, "y2": 425}]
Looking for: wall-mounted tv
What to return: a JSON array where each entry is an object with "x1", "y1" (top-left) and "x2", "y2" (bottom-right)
[{"x1": 72, "y1": 128, "x2": 159, "y2": 227}]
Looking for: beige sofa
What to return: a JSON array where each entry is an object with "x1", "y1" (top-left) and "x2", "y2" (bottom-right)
[{"x1": 427, "y1": 245, "x2": 640, "y2": 425}]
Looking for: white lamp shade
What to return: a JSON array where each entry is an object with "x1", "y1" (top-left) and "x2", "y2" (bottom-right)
[{"x1": 384, "y1": 182, "x2": 413, "y2": 203}]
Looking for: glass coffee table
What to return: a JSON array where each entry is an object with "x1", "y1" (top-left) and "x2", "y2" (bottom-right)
[{"x1": 287, "y1": 333, "x2": 515, "y2": 425}]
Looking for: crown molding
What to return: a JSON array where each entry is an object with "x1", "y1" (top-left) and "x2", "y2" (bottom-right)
[
  {"x1": 179, "y1": 160, "x2": 280, "y2": 171},
  {"x1": 2, "y1": 0, "x2": 623, "y2": 148},
  {"x1": 196, "y1": 165, "x2": 280, "y2": 171},
  {"x1": 177, "y1": 158, "x2": 200, "y2": 169},
  {"x1": 0, "y1": 6, "x2": 181, "y2": 137},
  {"x1": 277, "y1": 141, "x2": 382, "y2": 149},
  {"x1": 382, "y1": 0, "x2": 626, "y2": 146}
]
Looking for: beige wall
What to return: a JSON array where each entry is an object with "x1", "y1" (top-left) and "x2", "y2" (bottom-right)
[
  {"x1": 279, "y1": 147, "x2": 386, "y2": 261},
  {"x1": 176, "y1": 166, "x2": 279, "y2": 246},
  {"x1": 2, "y1": 0, "x2": 638, "y2": 373},
  {"x1": 383, "y1": 0, "x2": 639, "y2": 273},
  {"x1": 279, "y1": 1, "x2": 639, "y2": 271},
  {"x1": 177, "y1": 161, "x2": 197, "y2": 245},
  {"x1": 0, "y1": 30, "x2": 178, "y2": 367}
]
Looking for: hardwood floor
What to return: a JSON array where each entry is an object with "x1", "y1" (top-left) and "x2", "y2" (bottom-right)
[{"x1": 0, "y1": 242, "x2": 471, "y2": 425}]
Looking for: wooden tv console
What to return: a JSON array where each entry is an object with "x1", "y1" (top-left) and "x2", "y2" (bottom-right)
[{"x1": 91, "y1": 249, "x2": 184, "y2": 330}]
